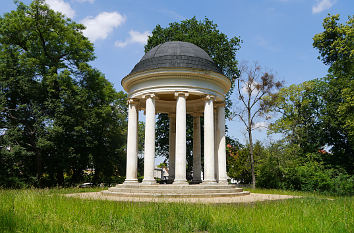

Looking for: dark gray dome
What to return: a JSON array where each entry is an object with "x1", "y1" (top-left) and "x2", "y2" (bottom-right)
[{"x1": 130, "y1": 41, "x2": 222, "y2": 74}]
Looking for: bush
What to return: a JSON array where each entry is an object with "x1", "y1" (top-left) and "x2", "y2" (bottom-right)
[
  {"x1": 256, "y1": 149, "x2": 354, "y2": 195},
  {"x1": 331, "y1": 172, "x2": 354, "y2": 195},
  {"x1": 256, "y1": 154, "x2": 283, "y2": 189},
  {"x1": 282, "y1": 160, "x2": 332, "y2": 192}
]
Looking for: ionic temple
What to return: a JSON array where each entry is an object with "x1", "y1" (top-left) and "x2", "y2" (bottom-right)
[{"x1": 103, "y1": 41, "x2": 249, "y2": 197}]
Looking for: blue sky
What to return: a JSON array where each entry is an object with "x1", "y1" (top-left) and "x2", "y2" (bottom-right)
[{"x1": 1, "y1": 0, "x2": 353, "y2": 146}]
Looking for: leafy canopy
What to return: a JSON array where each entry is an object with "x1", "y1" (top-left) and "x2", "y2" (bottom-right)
[
  {"x1": 0, "y1": 0, "x2": 127, "y2": 187},
  {"x1": 145, "y1": 17, "x2": 242, "y2": 164}
]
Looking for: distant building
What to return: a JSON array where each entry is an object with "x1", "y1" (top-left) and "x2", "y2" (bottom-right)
[{"x1": 154, "y1": 167, "x2": 169, "y2": 180}]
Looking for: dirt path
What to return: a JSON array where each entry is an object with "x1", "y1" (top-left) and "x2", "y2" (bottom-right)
[{"x1": 65, "y1": 192, "x2": 299, "y2": 203}]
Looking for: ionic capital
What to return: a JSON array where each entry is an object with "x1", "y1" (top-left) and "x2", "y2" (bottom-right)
[
  {"x1": 142, "y1": 93, "x2": 156, "y2": 100},
  {"x1": 203, "y1": 94, "x2": 215, "y2": 101},
  {"x1": 127, "y1": 98, "x2": 140, "y2": 106},
  {"x1": 174, "y1": 91, "x2": 189, "y2": 98}
]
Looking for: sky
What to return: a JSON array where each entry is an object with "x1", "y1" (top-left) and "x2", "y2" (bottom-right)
[{"x1": 1, "y1": 0, "x2": 353, "y2": 149}]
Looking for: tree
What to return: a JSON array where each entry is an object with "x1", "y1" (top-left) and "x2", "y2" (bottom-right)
[
  {"x1": 232, "y1": 62, "x2": 282, "y2": 188},
  {"x1": 312, "y1": 14, "x2": 353, "y2": 173},
  {"x1": 0, "y1": 0, "x2": 127, "y2": 187},
  {"x1": 268, "y1": 80, "x2": 326, "y2": 154},
  {"x1": 313, "y1": 14, "x2": 353, "y2": 79},
  {"x1": 145, "y1": 17, "x2": 241, "y2": 172}
]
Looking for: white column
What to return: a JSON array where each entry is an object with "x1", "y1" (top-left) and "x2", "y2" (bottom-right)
[
  {"x1": 168, "y1": 114, "x2": 176, "y2": 182},
  {"x1": 192, "y1": 114, "x2": 202, "y2": 183},
  {"x1": 124, "y1": 99, "x2": 139, "y2": 184},
  {"x1": 142, "y1": 94, "x2": 156, "y2": 184},
  {"x1": 217, "y1": 103, "x2": 228, "y2": 184},
  {"x1": 173, "y1": 92, "x2": 189, "y2": 185},
  {"x1": 214, "y1": 109, "x2": 219, "y2": 181},
  {"x1": 203, "y1": 95, "x2": 217, "y2": 184}
]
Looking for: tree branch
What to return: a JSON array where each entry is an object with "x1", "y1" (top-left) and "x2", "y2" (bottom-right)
[{"x1": 237, "y1": 79, "x2": 247, "y2": 108}]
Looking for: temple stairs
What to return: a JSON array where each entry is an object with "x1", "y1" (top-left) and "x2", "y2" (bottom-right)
[{"x1": 102, "y1": 184, "x2": 250, "y2": 198}]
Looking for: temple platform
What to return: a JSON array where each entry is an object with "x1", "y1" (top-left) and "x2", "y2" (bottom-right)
[{"x1": 102, "y1": 184, "x2": 250, "y2": 198}]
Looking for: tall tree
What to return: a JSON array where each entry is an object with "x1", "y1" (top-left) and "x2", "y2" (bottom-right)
[
  {"x1": 232, "y1": 62, "x2": 282, "y2": 188},
  {"x1": 313, "y1": 14, "x2": 353, "y2": 173},
  {"x1": 0, "y1": 0, "x2": 127, "y2": 187},
  {"x1": 146, "y1": 17, "x2": 241, "y2": 171},
  {"x1": 268, "y1": 80, "x2": 326, "y2": 153}
]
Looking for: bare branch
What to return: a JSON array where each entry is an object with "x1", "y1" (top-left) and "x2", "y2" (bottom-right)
[
  {"x1": 237, "y1": 79, "x2": 247, "y2": 107},
  {"x1": 250, "y1": 91, "x2": 266, "y2": 110},
  {"x1": 237, "y1": 114, "x2": 248, "y2": 129},
  {"x1": 251, "y1": 106, "x2": 263, "y2": 123}
]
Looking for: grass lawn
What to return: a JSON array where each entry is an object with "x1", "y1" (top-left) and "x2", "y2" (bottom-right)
[{"x1": 0, "y1": 188, "x2": 352, "y2": 232}]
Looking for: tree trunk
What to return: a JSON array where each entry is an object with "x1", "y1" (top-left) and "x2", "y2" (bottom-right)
[
  {"x1": 56, "y1": 168, "x2": 64, "y2": 186},
  {"x1": 248, "y1": 107, "x2": 256, "y2": 189},
  {"x1": 36, "y1": 151, "x2": 42, "y2": 186},
  {"x1": 248, "y1": 128, "x2": 256, "y2": 189}
]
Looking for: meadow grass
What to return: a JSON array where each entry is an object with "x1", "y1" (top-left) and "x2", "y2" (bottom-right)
[{"x1": 0, "y1": 188, "x2": 352, "y2": 232}]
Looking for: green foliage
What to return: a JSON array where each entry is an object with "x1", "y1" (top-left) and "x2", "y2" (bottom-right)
[
  {"x1": 270, "y1": 77, "x2": 353, "y2": 173},
  {"x1": 313, "y1": 14, "x2": 353, "y2": 78},
  {"x1": 269, "y1": 80, "x2": 326, "y2": 153},
  {"x1": 313, "y1": 14, "x2": 354, "y2": 172},
  {"x1": 145, "y1": 17, "x2": 241, "y2": 88},
  {"x1": 266, "y1": 14, "x2": 354, "y2": 180},
  {"x1": 146, "y1": 17, "x2": 241, "y2": 166},
  {"x1": 255, "y1": 143, "x2": 354, "y2": 195},
  {"x1": 233, "y1": 62, "x2": 283, "y2": 188},
  {"x1": 281, "y1": 157, "x2": 354, "y2": 195},
  {"x1": 0, "y1": 188, "x2": 353, "y2": 232},
  {"x1": 265, "y1": 15, "x2": 354, "y2": 187},
  {"x1": 255, "y1": 143, "x2": 295, "y2": 189},
  {"x1": 0, "y1": 0, "x2": 127, "y2": 187},
  {"x1": 226, "y1": 137, "x2": 249, "y2": 183},
  {"x1": 227, "y1": 139, "x2": 265, "y2": 184},
  {"x1": 146, "y1": 17, "x2": 241, "y2": 117}
]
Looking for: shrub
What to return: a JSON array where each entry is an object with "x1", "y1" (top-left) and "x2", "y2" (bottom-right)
[{"x1": 256, "y1": 149, "x2": 354, "y2": 195}]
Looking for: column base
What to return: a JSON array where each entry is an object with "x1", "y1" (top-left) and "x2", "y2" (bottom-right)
[
  {"x1": 123, "y1": 179, "x2": 139, "y2": 184},
  {"x1": 218, "y1": 180, "x2": 228, "y2": 185},
  {"x1": 173, "y1": 179, "x2": 188, "y2": 185},
  {"x1": 202, "y1": 180, "x2": 217, "y2": 185},
  {"x1": 142, "y1": 179, "x2": 156, "y2": 185}
]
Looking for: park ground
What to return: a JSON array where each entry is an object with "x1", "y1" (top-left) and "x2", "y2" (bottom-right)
[{"x1": 0, "y1": 187, "x2": 352, "y2": 232}]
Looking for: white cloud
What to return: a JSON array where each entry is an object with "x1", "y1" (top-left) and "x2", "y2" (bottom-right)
[
  {"x1": 46, "y1": 0, "x2": 75, "y2": 18},
  {"x1": 115, "y1": 30, "x2": 151, "y2": 48},
  {"x1": 312, "y1": 0, "x2": 336, "y2": 14},
  {"x1": 81, "y1": 12, "x2": 126, "y2": 42},
  {"x1": 74, "y1": 0, "x2": 95, "y2": 3}
]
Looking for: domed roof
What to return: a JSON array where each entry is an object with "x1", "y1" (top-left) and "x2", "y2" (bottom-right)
[{"x1": 129, "y1": 41, "x2": 222, "y2": 75}]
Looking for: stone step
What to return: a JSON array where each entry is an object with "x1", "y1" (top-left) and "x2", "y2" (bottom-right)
[
  {"x1": 115, "y1": 184, "x2": 239, "y2": 190},
  {"x1": 107, "y1": 187, "x2": 244, "y2": 194},
  {"x1": 101, "y1": 190, "x2": 250, "y2": 198}
]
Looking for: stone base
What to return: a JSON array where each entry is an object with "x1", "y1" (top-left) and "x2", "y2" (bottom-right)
[
  {"x1": 102, "y1": 183, "x2": 250, "y2": 198},
  {"x1": 173, "y1": 179, "x2": 188, "y2": 185},
  {"x1": 202, "y1": 180, "x2": 218, "y2": 185},
  {"x1": 141, "y1": 179, "x2": 156, "y2": 185},
  {"x1": 123, "y1": 179, "x2": 139, "y2": 185},
  {"x1": 217, "y1": 180, "x2": 228, "y2": 185}
]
